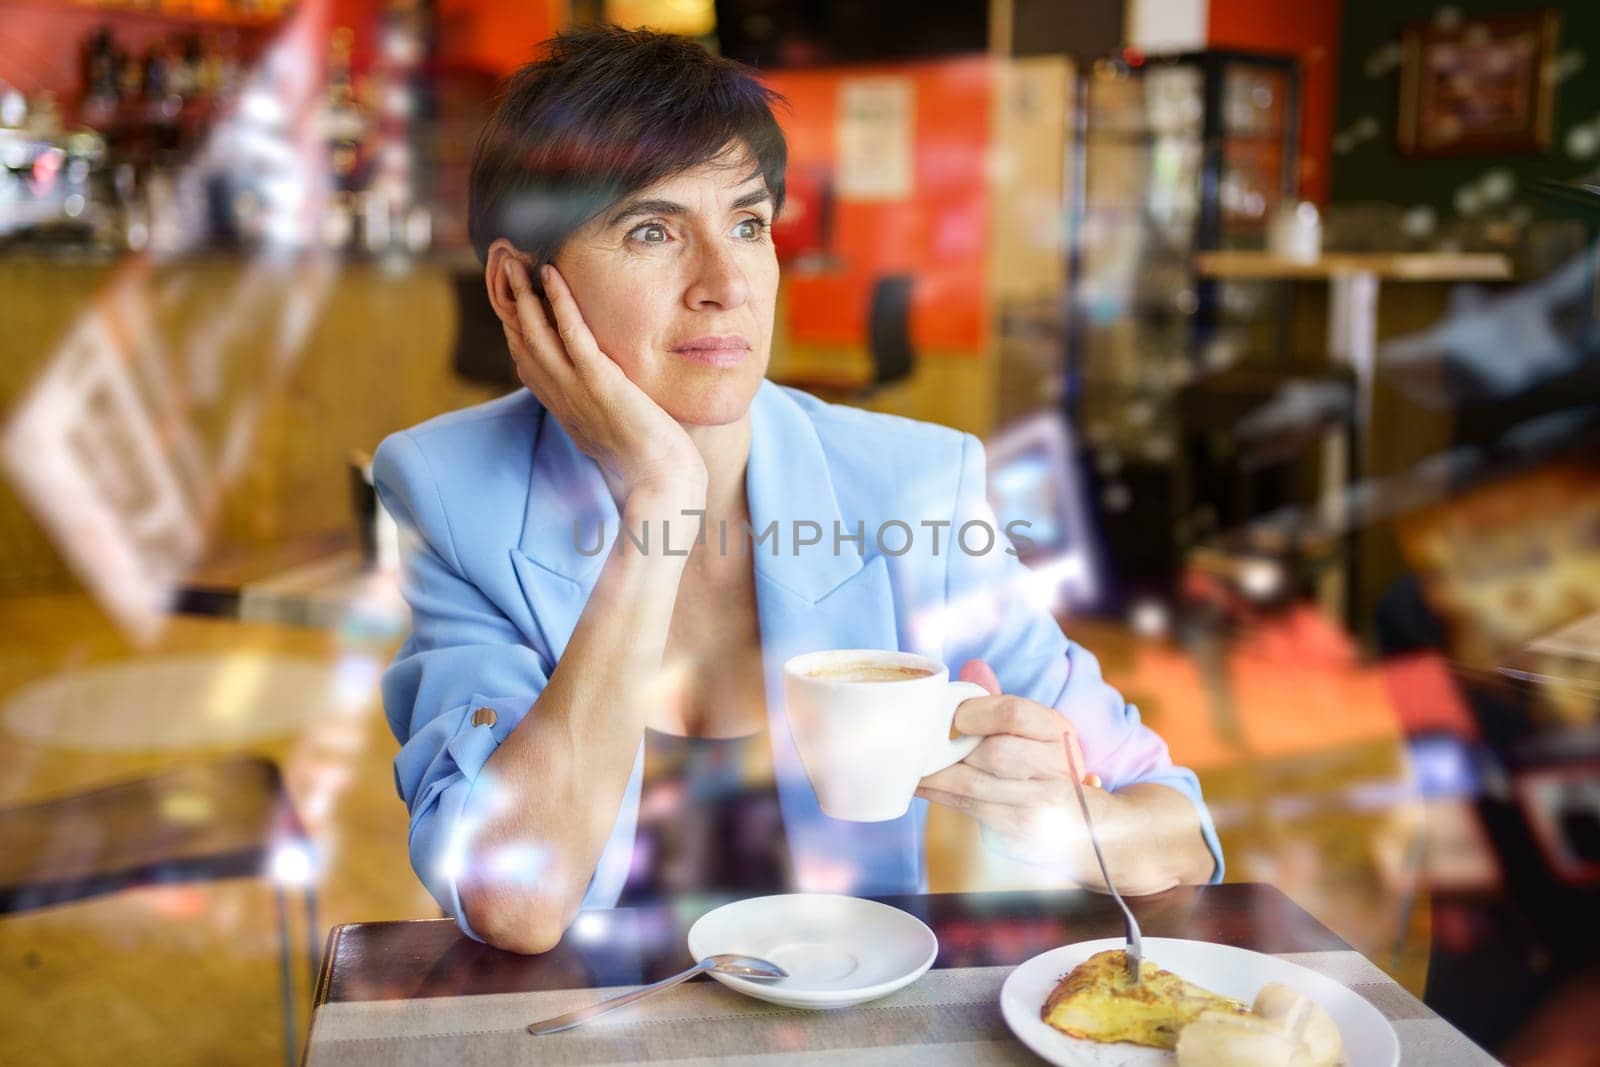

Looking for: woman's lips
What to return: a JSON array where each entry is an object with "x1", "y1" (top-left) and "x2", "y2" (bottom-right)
[{"x1": 667, "y1": 335, "x2": 752, "y2": 367}]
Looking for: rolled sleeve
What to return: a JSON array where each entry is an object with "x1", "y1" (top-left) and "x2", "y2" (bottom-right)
[
  {"x1": 395, "y1": 691, "x2": 542, "y2": 940},
  {"x1": 375, "y1": 432, "x2": 556, "y2": 940}
]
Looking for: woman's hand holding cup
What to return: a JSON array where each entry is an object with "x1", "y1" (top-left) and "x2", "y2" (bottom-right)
[
  {"x1": 502, "y1": 258, "x2": 706, "y2": 506},
  {"x1": 915, "y1": 659, "x2": 1107, "y2": 876}
]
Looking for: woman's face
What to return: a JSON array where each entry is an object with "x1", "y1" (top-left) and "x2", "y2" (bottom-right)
[{"x1": 552, "y1": 148, "x2": 779, "y2": 427}]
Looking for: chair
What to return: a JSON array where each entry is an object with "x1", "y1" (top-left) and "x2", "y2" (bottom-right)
[
  {"x1": 449, "y1": 267, "x2": 520, "y2": 390},
  {"x1": 865, "y1": 274, "x2": 916, "y2": 386},
  {"x1": 0, "y1": 757, "x2": 318, "y2": 1067},
  {"x1": 774, "y1": 274, "x2": 917, "y2": 399}
]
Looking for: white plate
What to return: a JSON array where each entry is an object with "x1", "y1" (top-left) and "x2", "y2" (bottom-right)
[
  {"x1": 687, "y1": 894, "x2": 937, "y2": 1009},
  {"x1": 1000, "y1": 937, "x2": 1400, "y2": 1067}
]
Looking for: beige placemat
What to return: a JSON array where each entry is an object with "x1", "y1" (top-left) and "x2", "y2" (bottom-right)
[{"x1": 305, "y1": 952, "x2": 1500, "y2": 1066}]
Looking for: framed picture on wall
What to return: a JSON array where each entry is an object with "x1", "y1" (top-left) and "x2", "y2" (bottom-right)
[{"x1": 1397, "y1": 9, "x2": 1559, "y2": 157}]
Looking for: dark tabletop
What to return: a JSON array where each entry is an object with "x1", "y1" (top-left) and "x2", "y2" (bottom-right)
[
  {"x1": 314, "y1": 883, "x2": 1348, "y2": 1007},
  {"x1": 0, "y1": 757, "x2": 299, "y2": 914}
]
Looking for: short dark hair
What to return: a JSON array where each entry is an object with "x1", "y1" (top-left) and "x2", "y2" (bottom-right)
[{"x1": 467, "y1": 26, "x2": 788, "y2": 271}]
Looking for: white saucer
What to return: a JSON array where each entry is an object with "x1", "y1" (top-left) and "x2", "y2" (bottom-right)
[
  {"x1": 1000, "y1": 937, "x2": 1400, "y2": 1066},
  {"x1": 687, "y1": 894, "x2": 937, "y2": 1009}
]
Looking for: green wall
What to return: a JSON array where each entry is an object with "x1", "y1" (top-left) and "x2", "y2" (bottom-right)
[{"x1": 1330, "y1": 0, "x2": 1600, "y2": 223}]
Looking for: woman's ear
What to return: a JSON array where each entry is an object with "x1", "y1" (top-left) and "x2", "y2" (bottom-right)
[{"x1": 484, "y1": 239, "x2": 536, "y2": 330}]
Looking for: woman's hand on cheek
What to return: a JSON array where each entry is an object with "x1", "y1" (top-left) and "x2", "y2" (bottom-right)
[
  {"x1": 915, "y1": 659, "x2": 1105, "y2": 877},
  {"x1": 503, "y1": 259, "x2": 706, "y2": 504}
]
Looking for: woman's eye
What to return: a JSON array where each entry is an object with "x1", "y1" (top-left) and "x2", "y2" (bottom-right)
[
  {"x1": 734, "y1": 218, "x2": 768, "y2": 240},
  {"x1": 631, "y1": 223, "x2": 669, "y2": 243}
]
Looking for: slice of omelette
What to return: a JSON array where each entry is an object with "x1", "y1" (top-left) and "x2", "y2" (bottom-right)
[{"x1": 1040, "y1": 949, "x2": 1249, "y2": 1049}]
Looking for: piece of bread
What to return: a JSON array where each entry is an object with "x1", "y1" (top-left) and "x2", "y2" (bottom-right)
[
  {"x1": 1040, "y1": 950, "x2": 1250, "y2": 1049},
  {"x1": 1252, "y1": 982, "x2": 1343, "y2": 1067},
  {"x1": 1176, "y1": 1008, "x2": 1314, "y2": 1066}
]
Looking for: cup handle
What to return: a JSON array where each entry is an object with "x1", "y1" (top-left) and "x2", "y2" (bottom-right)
[{"x1": 921, "y1": 680, "x2": 989, "y2": 776}]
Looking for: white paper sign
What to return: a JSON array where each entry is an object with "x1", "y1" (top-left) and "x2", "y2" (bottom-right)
[{"x1": 836, "y1": 78, "x2": 915, "y2": 201}]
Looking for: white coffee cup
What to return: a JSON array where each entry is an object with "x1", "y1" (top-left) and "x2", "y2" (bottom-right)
[{"x1": 783, "y1": 649, "x2": 988, "y2": 822}]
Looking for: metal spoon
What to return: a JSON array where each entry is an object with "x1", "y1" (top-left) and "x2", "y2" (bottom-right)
[
  {"x1": 526, "y1": 953, "x2": 787, "y2": 1035},
  {"x1": 1064, "y1": 733, "x2": 1144, "y2": 985}
]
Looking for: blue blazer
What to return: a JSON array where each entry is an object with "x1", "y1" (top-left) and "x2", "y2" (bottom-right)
[{"x1": 375, "y1": 381, "x2": 1222, "y2": 939}]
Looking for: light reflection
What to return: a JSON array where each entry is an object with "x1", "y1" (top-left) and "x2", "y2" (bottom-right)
[
  {"x1": 158, "y1": 790, "x2": 214, "y2": 825},
  {"x1": 909, "y1": 553, "x2": 1088, "y2": 650},
  {"x1": 791, "y1": 855, "x2": 860, "y2": 895},
  {"x1": 269, "y1": 841, "x2": 317, "y2": 887},
  {"x1": 571, "y1": 912, "x2": 608, "y2": 943},
  {"x1": 439, "y1": 823, "x2": 469, "y2": 886},
  {"x1": 1130, "y1": 599, "x2": 1169, "y2": 638},
  {"x1": 331, "y1": 653, "x2": 383, "y2": 714},
  {"x1": 204, "y1": 654, "x2": 270, "y2": 723}
]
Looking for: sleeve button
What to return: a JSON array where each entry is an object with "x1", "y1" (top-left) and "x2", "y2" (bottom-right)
[{"x1": 471, "y1": 707, "x2": 497, "y2": 728}]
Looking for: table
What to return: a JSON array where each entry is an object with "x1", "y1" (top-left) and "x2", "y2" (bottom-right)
[
  {"x1": 1192, "y1": 251, "x2": 1511, "y2": 476},
  {"x1": 305, "y1": 884, "x2": 1498, "y2": 1065}
]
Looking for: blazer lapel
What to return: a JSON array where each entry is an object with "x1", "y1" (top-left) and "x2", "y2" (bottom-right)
[
  {"x1": 746, "y1": 383, "x2": 925, "y2": 895},
  {"x1": 508, "y1": 405, "x2": 616, "y2": 662}
]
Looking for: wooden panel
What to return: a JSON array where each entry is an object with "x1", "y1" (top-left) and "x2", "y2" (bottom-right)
[{"x1": 1195, "y1": 250, "x2": 1513, "y2": 281}]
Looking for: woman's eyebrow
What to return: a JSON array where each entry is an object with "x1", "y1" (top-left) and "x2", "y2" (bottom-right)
[
  {"x1": 607, "y1": 199, "x2": 684, "y2": 228},
  {"x1": 607, "y1": 187, "x2": 773, "y2": 229},
  {"x1": 730, "y1": 188, "x2": 773, "y2": 211}
]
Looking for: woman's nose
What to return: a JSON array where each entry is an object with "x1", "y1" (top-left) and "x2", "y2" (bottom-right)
[{"x1": 684, "y1": 242, "x2": 750, "y2": 311}]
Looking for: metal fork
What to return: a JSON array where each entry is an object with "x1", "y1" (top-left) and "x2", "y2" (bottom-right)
[{"x1": 1064, "y1": 733, "x2": 1143, "y2": 984}]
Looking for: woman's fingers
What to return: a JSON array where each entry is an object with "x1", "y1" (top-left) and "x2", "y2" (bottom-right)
[
  {"x1": 954, "y1": 694, "x2": 1074, "y2": 742},
  {"x1": 957, "y1": 658, "x2": 1003, "y2": 695},
  {"x1": 963, "y1": 733, "x2": 1069, "y2": 780},
  {"x1": 919, "y1": 761, "x2": 1049, "y2": 807},
  {"x1": 502, "y1": 260, "x2": 561, "y2": 353},
  {"x1": 951, "y1": 696, "x2": 1100, "y2": 785},
  {"x1": 915, "y1": 783, "x2": 1059, "y2": 845},
  {"x1": 538, "y1": 263, "x2": 607, "y2": 377},
  {"x1": 502, "y1": 324, "x2": 555, "y2": 398},
  {"x1": 502, "y1": 259, "x2": 577, "y2": 405}
]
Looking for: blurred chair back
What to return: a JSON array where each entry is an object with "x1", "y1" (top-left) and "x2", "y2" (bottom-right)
[
  {"x1": 867, "y1": 274, "x2": 915, "y2": 386},
  {"x1": 450, "y1": 269, "x2": 519, "y2": 389},
  {"x1": 770, "y1": 273, "x2": 917, "y2": 400}
]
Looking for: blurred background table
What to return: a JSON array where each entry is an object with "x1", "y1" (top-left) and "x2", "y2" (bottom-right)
[
  {"x1": 1190, "y1": 249, "x2": 1513, "y2": 489},
  {"x1": 176, "y1": 532, "x2": 405, "y2": 634}
]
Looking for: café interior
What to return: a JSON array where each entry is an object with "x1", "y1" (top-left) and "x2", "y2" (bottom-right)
[{"x1": 1, "y1": 0, "x2": 1598, "y2": 1063}]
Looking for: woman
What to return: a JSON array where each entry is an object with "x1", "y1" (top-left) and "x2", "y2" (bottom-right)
[{"x1": 377, "y1": 26, "x2": 1221, "y2": 954}]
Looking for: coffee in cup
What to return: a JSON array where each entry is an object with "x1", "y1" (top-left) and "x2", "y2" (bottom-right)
[
  {"x1": 783, "y1": 649, "x2": 986, "y2": 822},
  {"x1": 803, "y1": 662, "x2": 937, "y2": 683}
]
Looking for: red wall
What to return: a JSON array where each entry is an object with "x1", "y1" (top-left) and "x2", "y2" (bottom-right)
[
  {"x1": 763, "y1": 56, "x2": 991, "y2": 354},
  {"x1": 1208, "y1": 0, "x2": 1343, "y2": 203},
  {"x1": 434, "y1": 0, "x2": 559, "y2": 77}
]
